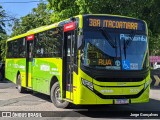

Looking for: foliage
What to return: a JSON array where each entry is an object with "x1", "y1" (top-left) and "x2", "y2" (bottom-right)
[
  {"x1": 47, "y1": 0, "x2": 79, "y2": 22},
  {"x1": 0, "y1": 5, "x2": 6, "y2": 34},
  {"x1": 149, "y1": 34, "x2": 160, "y2": 55},
  {"x1": 0, "y1": 33, "x2": 7, "y2": 61},
  {"x1": 0, "y1": 5, "x2": 7, "y2": 61},
  {"x1": 11, "y1": 2, "x2": 52, "y2": 36}
]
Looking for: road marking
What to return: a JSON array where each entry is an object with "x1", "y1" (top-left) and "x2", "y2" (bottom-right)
[{"x1": 153, "y1": 75, "x2": 160, "y2": 86}]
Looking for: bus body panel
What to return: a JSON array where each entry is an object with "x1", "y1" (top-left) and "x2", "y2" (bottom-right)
[
  {"x1": 72, "y1": 68, "x2": 150, "y2": 104},
  {"x1": 5, "y1": 58, "x2": 26, "y2": 87},
  {"x1": 31, "y1": 58, "x2": 62, "y2": 95}
]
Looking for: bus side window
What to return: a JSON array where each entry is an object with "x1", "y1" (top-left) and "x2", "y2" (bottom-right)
[
  {"x1": 34, "y1": 28, "x2": 62, "y2": 58},
  {"x1": 7, "y1": 42, "x2": 12, "y2": 58},
  {"x1": 34, "y1": 34, "x2": 45, "y2": 57},
  {"x1": 19, "y1": 38, "x2": 26, "y2": 58},
  {"x1": 13, "y1": 41, "x2": 19, "y2": 58}
]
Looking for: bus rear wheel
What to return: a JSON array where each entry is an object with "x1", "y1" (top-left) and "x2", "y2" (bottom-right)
[
  {"x1": 50, "y1": 82, "x2": 69, "y2": 108},
  {"x1": 17, "y1": 74, "x2": 26, "y2": 93}
]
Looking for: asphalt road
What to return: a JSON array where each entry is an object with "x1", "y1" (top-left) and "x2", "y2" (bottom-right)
[{"x1": 0, "y1": 79, "x2": 160, "y2": 119}]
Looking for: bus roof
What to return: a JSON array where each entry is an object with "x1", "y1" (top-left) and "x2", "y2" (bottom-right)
[
  {"x1": 26, "y1": 23, "x2": 59, "y2": 34},
  {"x1": 7, "y1": 23, "x2": 59, "y2": 41},
  {"x1": 7, "y1": 14, "x2": 146, "y2": 41},
  {"x1": 7, "y1": 15, "x2": 82, "y2": 42}
]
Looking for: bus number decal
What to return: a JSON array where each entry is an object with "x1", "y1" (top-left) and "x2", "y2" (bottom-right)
[{"x1": 89, "y1": 19, "x2": 101, "y2": 27}]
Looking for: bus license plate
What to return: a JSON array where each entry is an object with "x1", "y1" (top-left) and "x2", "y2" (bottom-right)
[{"x1": 115, "y1": 99, "x2": 129, "y2": 104}]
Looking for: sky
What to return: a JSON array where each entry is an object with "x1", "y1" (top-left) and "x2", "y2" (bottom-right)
[{"x1": 0, "y1": 0, "x2": 47, "y2": 35}]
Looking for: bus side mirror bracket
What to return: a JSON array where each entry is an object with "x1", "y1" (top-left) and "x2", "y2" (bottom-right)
[{"x1": 77, "y1": 35, "x2": 83, "y2": 49}]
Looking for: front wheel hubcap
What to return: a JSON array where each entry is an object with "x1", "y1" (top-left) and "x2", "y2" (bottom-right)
[{"x1": 55, "y1": 87, "x2": 64, "y2": 103}]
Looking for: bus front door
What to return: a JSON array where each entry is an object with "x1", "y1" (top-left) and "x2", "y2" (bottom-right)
[{"x1": 63, "y1": 31, "x2": 75, "y2": 101}]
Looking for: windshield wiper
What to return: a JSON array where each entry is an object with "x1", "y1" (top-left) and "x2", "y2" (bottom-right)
[
  {"x1": 123, "y1": 30, "x2": 136, "y2": 59},
  {"x1": 99, "y1": 28, "x2": 116, "y2": 48},
  {"x1": 125, "y1": 30, "x2": 135, "y2": 48}
]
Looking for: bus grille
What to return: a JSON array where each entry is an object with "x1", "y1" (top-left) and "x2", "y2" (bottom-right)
[{"x1": 95, "y1": 77, "x2": 145, "y2": 82}]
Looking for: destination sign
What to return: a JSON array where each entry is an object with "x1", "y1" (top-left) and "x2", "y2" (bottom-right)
[
  {"x1": 83, "y1": 14, "x2": 147, "y2": 31},
  {"x1": 88, "y1": 58, "x2": 113, "y2": 66},
  {"x1": 89, "y1": 18, "x2": 138, "y2": 30}
]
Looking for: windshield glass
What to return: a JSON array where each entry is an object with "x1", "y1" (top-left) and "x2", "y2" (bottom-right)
[
  {"x1": 81, "y1": 30, "x2": 148, "y2": 70},
  {"x1": 120, "y1": 34, "x2": 148, "y2": 70},
  {"x1": 81, "y1": 30, "x2": 121, "y2": 70}
]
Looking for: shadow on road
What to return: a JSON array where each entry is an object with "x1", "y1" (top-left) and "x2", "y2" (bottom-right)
[
  {"x1": 37, "y1": 99, "x2": 160, "y2": 118},
  {"x1": 0, "y1": 79, "x2": 11, "y2": 83},
  {"x1": 31, "y1": 92, "x2": 51, "y2": 102},
  {"x1": 31, "y1": 89, "x2": 160, "y2": 110},
  {"x1": 0, "y1": 79, "x2": 17, "y2": 89}
]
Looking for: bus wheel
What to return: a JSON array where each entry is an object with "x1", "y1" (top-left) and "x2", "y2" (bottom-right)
[
  {"x1": 17, "y1": 74, "x2": 26, "y2": 93},
  {"x1": 51, "y1": 82, "x2": 69, "y2": 108}
]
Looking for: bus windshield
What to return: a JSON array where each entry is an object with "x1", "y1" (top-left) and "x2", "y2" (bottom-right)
[{"x1": 81, "y1": 30, "x2": 148, "y2": 70}]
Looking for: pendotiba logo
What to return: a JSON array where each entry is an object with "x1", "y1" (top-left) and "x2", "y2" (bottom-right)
[{"x1": 120, "y1": 34, "x2": 147, "y2": 42}]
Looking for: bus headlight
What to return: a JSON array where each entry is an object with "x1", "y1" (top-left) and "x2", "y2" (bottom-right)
[{"x1": 82, "y1": 78, "x2": 93, "y2": 91}]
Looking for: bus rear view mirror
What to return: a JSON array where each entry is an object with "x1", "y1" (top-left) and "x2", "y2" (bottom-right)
[{"x1": 77, "y1": 35, "x2": 83, "y2": 49}]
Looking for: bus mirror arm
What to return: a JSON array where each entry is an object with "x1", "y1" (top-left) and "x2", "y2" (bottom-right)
[{"x1": 77, "y1": 35, "x2": 84, "y2": 49}]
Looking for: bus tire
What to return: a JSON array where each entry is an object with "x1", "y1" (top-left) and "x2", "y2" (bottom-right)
[
  {"x1": 17, "y1": 74, "x2": 26, "y2": 93},
  {"x1": 50, "y1": 82, "x2": 69, "y2": 108}
]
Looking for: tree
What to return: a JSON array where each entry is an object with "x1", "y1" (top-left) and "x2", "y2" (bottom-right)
[
  {"x1": 0, "y1": 33, "x2": 7, "y2": 61},
  {"x1": 11, "y1": 2, "x2": 52, "y2": 36},
  {"x1": 0, "y1": 5, "x2": 6, "y2": 35},
  {"x1": 0, "y1": 5, "x2": 7, "y2": 61},
  {"x1": 47, "y1": 0, "x2": 79, "y2": 22},
  {"x1": 48, "y1": 0, "x2": 154, "y2": 20}
]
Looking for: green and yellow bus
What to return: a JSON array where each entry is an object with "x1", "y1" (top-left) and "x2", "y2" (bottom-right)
[{"x1": 5, "y1": 14, "x2": 150, "y2": 108}]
